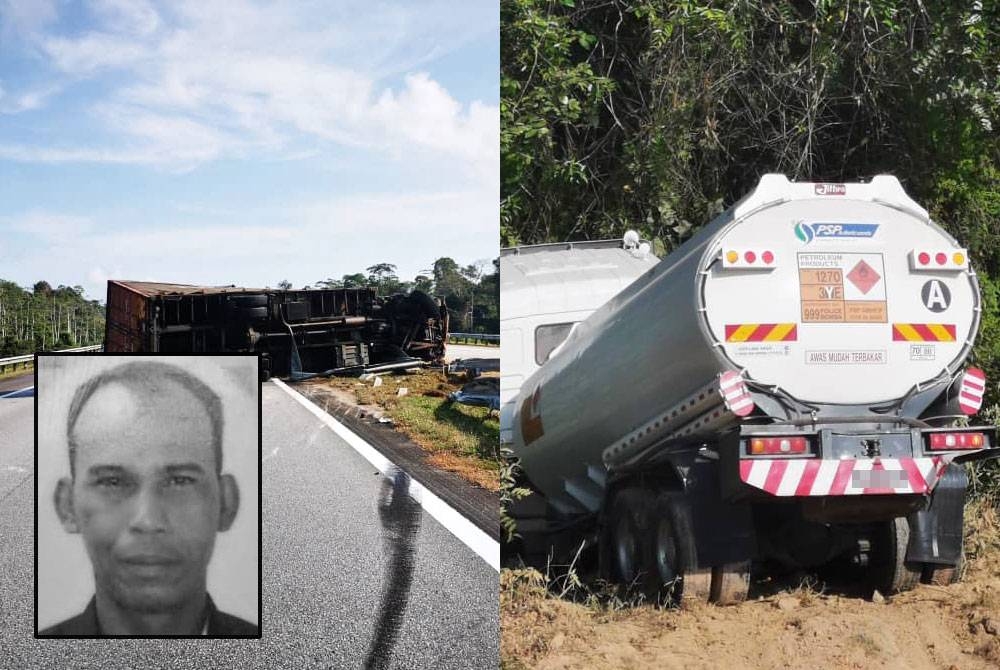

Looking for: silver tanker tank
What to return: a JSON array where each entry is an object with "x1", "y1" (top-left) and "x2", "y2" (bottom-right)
[{"x1": 510, "y1": 175, "x2": 981, "y2": 514}]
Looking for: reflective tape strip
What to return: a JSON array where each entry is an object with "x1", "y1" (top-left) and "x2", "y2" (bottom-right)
[
  {"x1": 960, "y1": 367, "x2": 986, "y2": 414},
  {"x1": 729, "y1": 396, "x2": 754, "y2": 414},
  {"x1": 725, "y1": 323, "x2": 798, "y2": 342},
  {"x1": 740, "y1": 457, "x2": 946, "y2": 496},
  {"x1": 764, "y1": 323, "x2": 797, "y2": 342},
  {"x1": 776, "y1": 459, "x2": 806, "y2": 496},
  {"x1": 892, "y1": 323, "x2": 956, "y2": 341},
  {"x1": 719, "y1": 371, "x2": 755, "y2": 416},
  {"x1": 809, "y1": 460, "x2": 839, "y2": 496}
]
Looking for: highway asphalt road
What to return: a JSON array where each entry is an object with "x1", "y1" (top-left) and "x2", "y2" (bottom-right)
[
  {"x1": 0, "y1": 370, "x2": 33, "y2": 396},
  {"x1": 0, "y1": 379, "x2": 498, "y2": 668},
  {"x1": 446, "y1": 343, "x2": 499, "y2": 363}
]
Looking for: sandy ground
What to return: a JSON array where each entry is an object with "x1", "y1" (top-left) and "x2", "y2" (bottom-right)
[{"x1": 501, "y1": 502, "x2": 1000, "y2": 670}]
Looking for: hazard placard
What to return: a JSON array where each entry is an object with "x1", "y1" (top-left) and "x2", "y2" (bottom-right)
[{"x1": 798, "y1": 252, "x2": 887, "y2": 323}]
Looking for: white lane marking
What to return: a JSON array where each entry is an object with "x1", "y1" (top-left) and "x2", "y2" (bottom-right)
[
  {"x1": 0, "y1": 385, "x2": 33, "y2": 399},
  {"x1": 3, "y1": 466, "x2": 28, "y2": 473},
  {"x1": 272, "y1": 379, "x2": 500, "y2": 572}
]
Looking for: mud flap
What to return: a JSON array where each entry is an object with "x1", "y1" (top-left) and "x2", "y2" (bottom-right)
[
  {"x1": 675, "y1": 460, "x2": 756, "y2": 569},
  {"x1": 906, "y1": 463, "x2": 966, "y2": 566}
]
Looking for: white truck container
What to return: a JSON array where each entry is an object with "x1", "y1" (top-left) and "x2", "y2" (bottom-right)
[{"x1": 507, "y1": 175, "x2": 998, "y2": 603}]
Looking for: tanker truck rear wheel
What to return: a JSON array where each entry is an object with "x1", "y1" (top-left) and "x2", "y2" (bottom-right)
[
  {"x1": 871, "y1": 517, "x2": 922, "y2": 594},
  {"x1": 711, "y1": 562, "x2": 751, "y2": 604},
  {"x1": 652, "y1": 492, "x2": 714, "y2": 606},
  {"x1": 604, "y1": 489, "x2": 655, "y2": 595},
  {"x1": 921, "y1": 547, "x2": 965, "y2": 586}
]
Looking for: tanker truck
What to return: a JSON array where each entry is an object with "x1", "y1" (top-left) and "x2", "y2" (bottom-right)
[{"x1": 507, "y1": 175, "x2": 999, "y2": 604}]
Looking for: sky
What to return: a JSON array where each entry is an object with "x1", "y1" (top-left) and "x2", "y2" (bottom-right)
[{"x1": 0, "y1": 0, "x2": 499, "y2": 301}]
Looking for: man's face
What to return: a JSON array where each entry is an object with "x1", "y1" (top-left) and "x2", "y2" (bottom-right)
[{"x1": 67, "y1": 379, "x2": 222, "y2": 613}]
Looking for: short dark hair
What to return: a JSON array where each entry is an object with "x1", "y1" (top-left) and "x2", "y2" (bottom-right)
[{"x1": 66, "y1": 361, "x2": 224, "y2": 478}]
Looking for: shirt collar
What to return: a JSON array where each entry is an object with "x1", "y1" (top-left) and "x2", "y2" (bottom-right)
[{"x1": 88, "y1": 593, "x2": 216, "y2": 635}]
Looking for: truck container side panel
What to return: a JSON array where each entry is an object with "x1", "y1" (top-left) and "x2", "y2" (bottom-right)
[
  {"x1": 104, "y1": 281, "x2": 445, "y2": 375},
  {"x1": 104, "y1": 281, "x2": 150, "y2": 352}
]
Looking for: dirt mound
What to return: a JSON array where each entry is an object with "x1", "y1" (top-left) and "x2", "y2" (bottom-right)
[{"x1": 501, "y1": 502, "x2": 1000, "y2": 669}]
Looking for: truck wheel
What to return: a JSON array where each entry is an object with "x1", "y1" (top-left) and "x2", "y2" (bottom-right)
[
  {"x1": 681, "y1": 569, "x2": 713, "y2": 605},
  {"x1": 241, "y1": 306, "x2": 268, "y2": 320},
  {"x1": 655, "y1": 493, "x2": 711, "y2": 605},
  {"x1": 873, "y1": 517, "x2": 921, "y2": 594},
  {"x1": 605, "y1": 489, "x2": 654, "y2": 594},
  {"x1": 711, "y1": 562, "x2": 751, "y2": 604},
  {"x1": 230, "y1": 295, "x2": 268, "y2": 308},
  {"x1": 922, "y1": 547, "x2": 965, "y2": 586}
]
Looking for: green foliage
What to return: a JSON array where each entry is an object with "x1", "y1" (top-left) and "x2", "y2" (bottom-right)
[
  {"x1": 304, "y1": 257, "x2": 501, "y2": 333},
  {"x1": 500, "y1": 447, "x2": 534, "y2": 543},
  {"x1": 501, "y1": 0, "x2": 1000, "y2": 244},
  {"x1": 0, "y1": 280, "x2": 104, "y2": 355},
  {"x1": 502, "y1": 0, "x2": 1000, "y2": 404}
]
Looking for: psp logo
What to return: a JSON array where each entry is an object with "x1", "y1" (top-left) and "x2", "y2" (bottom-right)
[
  {"x1": 794, "y1": 221, "x2": 815, "y2": 243},
  {"x1": 794, "y1": 222, "x2": 879, "y2": 244}
]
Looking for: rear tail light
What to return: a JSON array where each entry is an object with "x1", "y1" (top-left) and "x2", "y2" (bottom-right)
[
  {"x1": 722, "y1": 249, "x2": 777, "y2": 269},
  {"x1": 926, "y1": 432, "x2": 986, "y2": 451},
  {"x1": 748, "y1": 436, "x2": 810, "y2": 456},
  {"x1": 909, "y1": 248, "x2": 968, "y2": 271}
]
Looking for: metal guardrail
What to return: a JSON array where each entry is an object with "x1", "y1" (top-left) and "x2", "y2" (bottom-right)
[
  {"x1": 448, "y1": 332, "x2": 500, "y2": 345},
  {"x1": 0, "y1": 344, "x2": 103, "y2": 374}
]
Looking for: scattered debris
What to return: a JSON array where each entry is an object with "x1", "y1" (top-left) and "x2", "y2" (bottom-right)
[
  {"x1": 397, "y1": 387, "x2": 409, "y2": 397},
  {"x1": 449, "y1": 376, "x2": 500, "y2": 411},
  {"x1": 775, "y1": 597, "x2": 798, "y2": 611}
]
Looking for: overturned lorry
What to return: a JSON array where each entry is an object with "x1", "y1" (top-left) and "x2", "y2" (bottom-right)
[
  {"x1": 507, "y1": 175, "x2": 1000, "y2": 604},
  {"x1": 104, "y1": 280, "x2": 448, "y2": 380}
]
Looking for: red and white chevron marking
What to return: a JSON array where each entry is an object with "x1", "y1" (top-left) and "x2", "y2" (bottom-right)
[
  {"x1": 959, "y1": 367, "x2": 986, "y2": 415},
  {"x1": 719, "y1": 371, "x2": 754, "y2": 417},
  {"x1": 739, "y1": 456, "x2": 952, "y2": 496}
]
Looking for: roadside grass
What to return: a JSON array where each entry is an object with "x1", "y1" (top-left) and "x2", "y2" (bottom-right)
[
  {"x1": 0, "y1": 364, "x2": 33, "y2": 381},
  {"x1": 324, "y1": 369, "x2": 499, "y2": 491}
]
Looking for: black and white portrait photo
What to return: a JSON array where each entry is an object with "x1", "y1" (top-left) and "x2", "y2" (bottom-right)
[{"x1": 35, "y1": 354, "x2": 260, "y2": 638}]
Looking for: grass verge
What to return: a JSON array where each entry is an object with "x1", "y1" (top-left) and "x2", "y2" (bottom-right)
[
  {"x1": 0, "y1": 364, "x2": 33, "y2": 382},
  {"x1": 323, "y1": 369, "x2": 499, "y2": 491}
]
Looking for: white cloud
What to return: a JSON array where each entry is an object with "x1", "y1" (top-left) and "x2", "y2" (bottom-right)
[
  {"x1": 92, "y1": 0, "x2": 161, "y2": 37},
  {"x1": 43, "y1": 33, "x2": 150, "y2": 73},
  {"x1": 0, "y1": 80, "x2": 63, "y2": 114},
  {"x1": 0, "y1": 0, "x2": 57, "y2": 38},
  {"x1": 4, "y1": 0, "x2": 498, "y2": 184},
  {"x1": 3, "y1": 211, "x2": 94, "y2": 242},
  {"x1": 6, "y1": 189, "x2": 498, "y2": 298}
]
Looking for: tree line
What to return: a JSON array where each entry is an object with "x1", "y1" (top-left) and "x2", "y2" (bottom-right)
[
  {"x1": 0, "y1": 281, "x2": 105, "y2": 356},
  {"x1": 502, "y1": 0, "x2": 1000, "y2": 404},
  {"x1": 0, "y1": 255, "x2": 500, "y2": 359},
  {"x1": 276, "y1": 257, "x2": 501, "y2": 334}
]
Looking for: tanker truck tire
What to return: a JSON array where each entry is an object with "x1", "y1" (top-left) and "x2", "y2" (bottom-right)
[
  {"x1": 922, "y1": 547, "x2": 965, "y2": 586},
  {"x1": 604, "y1": 489, "x2": 656, "y2": 596},
  {"x1": 652, "y1": 492, "x2": 709, "y2": 605},
  {"x1": 873, "y1": 517, "x2": 922, "y2": 594},
  {"x1": 711, "y1": 562, "x2": 751, "y2": 605}
]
